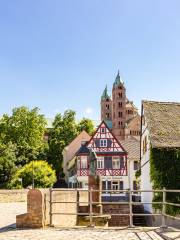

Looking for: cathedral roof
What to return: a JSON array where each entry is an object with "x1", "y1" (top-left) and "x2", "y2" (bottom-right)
[
  {"x1": 104, "y1": 120, "x2": 113, "y2": 129},
  {"x1": 113, "y1": 70, "x2": 124, "y2": 88},
  {"x1": 101, "y1": 85, "x2": 111, "y2": 101}
]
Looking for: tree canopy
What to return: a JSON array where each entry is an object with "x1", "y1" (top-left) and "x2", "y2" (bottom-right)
[
  {"x1": 0, "y1": 106, "x2": 47, "y2": 165},
  {"x1": 0, "y1": 106, "x2": 95, "y2": 187},
  {"x1": 10, "y1": 160, "x2": 56, "y2": 189},
  {"x1": 0, "y1": 141, "x2": 17, "y2": 187},
  {"x1": 48, "y1": 111, "x2": 95, "y2": 176},
  {"x1": 48, "y1": 110, "x2": 78, "y2": 176},
  {"x1": 77, "y1": 118, "x2": 95, "y2": 135}
]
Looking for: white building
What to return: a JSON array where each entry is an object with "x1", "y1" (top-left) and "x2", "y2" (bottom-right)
[{"x1": 141, "y1": 100, "x2": 180, "y2": 213}]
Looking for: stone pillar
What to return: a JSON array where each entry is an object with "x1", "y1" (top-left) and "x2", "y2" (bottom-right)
[{"x1": 16, "y1": 189, "x2": 47, "y2": 228}]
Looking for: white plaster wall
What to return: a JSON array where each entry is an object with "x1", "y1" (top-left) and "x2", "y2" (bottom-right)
[
  {"x1": 141, "y1": 123, "x2": 153, "y2": 213},
  {"x1": 128, "y1": 159, "x2": 139, "y2": 191}
]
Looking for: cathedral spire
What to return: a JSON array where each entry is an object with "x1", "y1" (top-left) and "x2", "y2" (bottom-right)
[
  {"x1": 101, "y1": 85, "x2": 110, "y2": 100},
  {"x1": 113, "y1": 70, "x2": 124, "y2": 87}
]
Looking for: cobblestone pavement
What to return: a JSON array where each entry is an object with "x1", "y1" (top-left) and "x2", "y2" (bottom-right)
[
  {"x1": 0, "y1": 202, "x2": 179, "y2": 240},
  {"x1": 0, "y1": 228, "x2": 175, "y2": 240}
]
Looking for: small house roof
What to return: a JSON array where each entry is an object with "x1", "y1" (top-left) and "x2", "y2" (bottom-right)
[
  {"x1": 76, "y1": 142, "x2": 90, "y2": 155},
  {"x1": 121, "y1": 137, "x2": 140, "y2": 160},
  {"x1": 142, "y1": 100, "x2": 180, "y2": 148}
]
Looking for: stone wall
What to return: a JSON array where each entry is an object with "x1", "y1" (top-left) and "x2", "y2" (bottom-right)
[
  {"x1": 51, "y1": 190, "x2": 77, "y2": 227},
  {"x1": 103, "y1": 204, "x2": 130, "y2": 226},
  {"x1": 0, "y1": 189, "x2": 28, "y2": 203}
]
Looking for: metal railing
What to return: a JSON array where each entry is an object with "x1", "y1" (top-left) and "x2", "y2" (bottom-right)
[{"x1": 49, "y1": 188, "x2": 180, "y2": 228}]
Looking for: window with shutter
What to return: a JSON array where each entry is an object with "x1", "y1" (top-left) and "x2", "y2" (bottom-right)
[
  {"x1": 113, "y1": 157, "x2": 120, "y2": 169},
  {"x1": 119, "y1": 181, "x2": 124, "y2": 191},
  {"x1": 102, "y1": 181, "x2": 106, "y2": 190},
  {"x1": 120, "y1": 157, "x2": 124, "y2": 168},
  {"x1": 112, "y1": 181, "x2": 119, "y2": 190},
  {"x1": 100, "y1": 139, "x2": 107, "y2": 147},
  {"x1": 97, "y1": 157, "x2": 104, "y2": 169}
]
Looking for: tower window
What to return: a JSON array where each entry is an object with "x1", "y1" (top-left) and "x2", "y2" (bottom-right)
[
  {"x1": 118, "y1": 121, "x2": 123, "y2": 126},
  {"x1": 118, "y1": 112, "x2": 122, "y2": 118},
  {"x1": 106, "y1": 104, "x2": 109, "y2": 110},
  {"x1": 106, "y1": 113, "x2": 110, "y2": 118},
  {"x1": 118, "y1": 92, "x2": 122, "y2": 98},
  {"x1": 118, "y1": 102, "x2": 122, "y2": 108}
]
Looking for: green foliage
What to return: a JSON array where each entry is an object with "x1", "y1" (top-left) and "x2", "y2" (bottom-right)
[
  {"x1": 10, "y1": 160, "x2": 56, "y2": 189},
  {"x1": 0, "y1": 106, "x2": 47, "y2": 165},
  {"x1": 150, "y1": 147, "x2": 180, "y2": 215},
  {"x1": 0, "y1": 142, "x2": 17, "y2": 187},
  {"x1": 0, "y1": 105, "x2": 95, "y2": 187},
  {"x1": 135, "y1": 169, "x2": 141, "y2": 179},
  {"x1": 48, "y1": 110, "x2": 78, "y2": 175},
  {"x1": 77, "y1": 118, "x2": 95, "y2": 135}
]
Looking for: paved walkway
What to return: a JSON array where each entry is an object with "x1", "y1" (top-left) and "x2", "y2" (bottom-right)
[
  {"x1": 0, "y1": 228, "x2": 175, "y2": 240},
  {"x1": 0, "y1": 202, "x2": 27, "y2": 229},
  {"x1": 0, "y1": 202, "x2": 180, "y2": 240}
]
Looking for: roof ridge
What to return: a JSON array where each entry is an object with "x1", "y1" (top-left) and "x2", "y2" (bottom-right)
[{"x1": 142, "y1": 100, "x2": 180, "y2": 105}]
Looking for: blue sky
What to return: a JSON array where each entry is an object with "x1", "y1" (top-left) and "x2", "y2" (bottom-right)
[{"x1": 0, "y1": 0, "x2": 180, "y2": 121}]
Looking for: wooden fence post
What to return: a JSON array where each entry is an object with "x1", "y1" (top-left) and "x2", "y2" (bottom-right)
[{"x1": 161, "y1": 187, "x2": 167, "y2": 228}]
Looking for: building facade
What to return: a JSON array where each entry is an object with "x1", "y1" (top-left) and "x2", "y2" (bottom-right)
[
  {"x1": 141, "y1": 101, "x2": 180, "y2": 213},
  {"x1": 101, "y1": 71, "x2": 141, "y2": 140},
  {"x1": 67, "y1": 121, "x2": 139, "y2": 196},
  {"x1": 62, "y1": 130, "x2": 91, "y2": 183}
]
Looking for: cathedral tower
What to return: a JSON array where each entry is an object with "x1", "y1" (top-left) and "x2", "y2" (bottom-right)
[
  {"x1": 101, "y1": 85, "x2": 112, "y2": 122},
  {"x1": 112, "y1": 71, "x2": 126, "y2": 140}
]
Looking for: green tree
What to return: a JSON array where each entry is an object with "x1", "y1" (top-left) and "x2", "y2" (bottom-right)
[
  {"x1": 0, "y1": 142, "x2": 17, "y2": 187},
  {"x1": 0, "y1": 106, "x2": 47, "y2": 165},
  {"x1": 77, "y1": 118, "x2": 95, "y2": 135},
  {"x1": 48, "y1": 110, "x2": 78, "y2": 176},
  {"x1": 10, "y1": 160, "x2": 56, "y2": 189}
]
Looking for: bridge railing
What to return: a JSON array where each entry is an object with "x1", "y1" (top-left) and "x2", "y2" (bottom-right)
[{"x1": 49, "y1": 188, "x2": 180, "y2": 227}]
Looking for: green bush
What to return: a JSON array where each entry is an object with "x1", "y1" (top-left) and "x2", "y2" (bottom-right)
[
  {"x1": 150, "y1": 147, "x2": 180, "y2": 215},
  {"x1": 10, "y1": 160, "x2": 56, "y2": 189}
]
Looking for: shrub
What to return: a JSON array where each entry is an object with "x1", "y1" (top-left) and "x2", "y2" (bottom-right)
[{"x1": 10, "y1": 160, "x2": 56, "y2": 188}]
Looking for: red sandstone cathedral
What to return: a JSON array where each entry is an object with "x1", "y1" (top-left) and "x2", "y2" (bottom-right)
[{"x1": 101, "y1": 71, "x2": 141, "y2": 140}]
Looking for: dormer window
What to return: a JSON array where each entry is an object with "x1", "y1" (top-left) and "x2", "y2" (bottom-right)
[{"x1": 100, "y1": 139, "x2": 107, "y2": 147}]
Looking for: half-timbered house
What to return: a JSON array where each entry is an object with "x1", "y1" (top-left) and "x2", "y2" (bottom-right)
[{"x1": 67, "y1": 121, "x2": 131, "y2": 195}]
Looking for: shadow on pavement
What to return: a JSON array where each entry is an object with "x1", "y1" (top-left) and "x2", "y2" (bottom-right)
[{"x1": 0, "y1": 223, "x2": 16, "y2": 233}]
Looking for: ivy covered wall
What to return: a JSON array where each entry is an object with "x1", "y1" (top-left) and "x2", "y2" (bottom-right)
[{"x1": 150, "y1": 147, "x2": 180, "y2": 215}]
